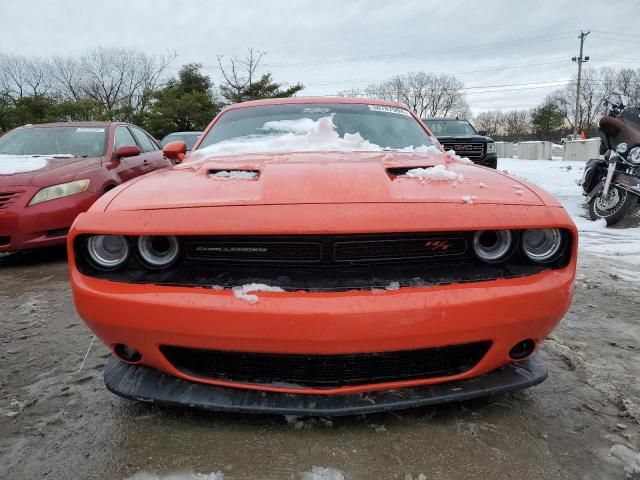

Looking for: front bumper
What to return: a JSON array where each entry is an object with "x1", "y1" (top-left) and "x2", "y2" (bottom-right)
[
  {"x1": 105, "y1": 354, "x2": 548, "y2": 416},
  {"x1": 72, "y1": 265, "x2": 574, "y2": 395},
  {"x1": 474, "y1": 154, "x2": 498, "y2": 169},
  {"x1": 0, "y1": 187, "x2": 97, "y2": 252}
]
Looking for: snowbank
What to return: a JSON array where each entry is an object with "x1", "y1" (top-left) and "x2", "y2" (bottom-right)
[
  {"x1": 0, "y1": 155, "x2": 51, "y2": 175},
  {"x1": 500, "y1": 158, "x2": 640, "y2": 282}
]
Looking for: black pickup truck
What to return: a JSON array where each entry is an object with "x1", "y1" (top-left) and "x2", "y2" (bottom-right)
[{"x1": 422, "y1": 117, "x2": 497, "y2": 169}]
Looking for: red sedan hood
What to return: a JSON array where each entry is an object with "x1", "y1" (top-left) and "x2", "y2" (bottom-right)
[
  {"x1": 0, "y1": 155, "x2": 101, "y2": 187},
  {"x1": 105, "y1": 151, "x2": 545, "y2": 211}
]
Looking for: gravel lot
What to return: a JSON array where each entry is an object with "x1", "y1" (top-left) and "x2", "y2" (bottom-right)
[{"x1": 1, "y1": 159, "x2": 639, "y2": 480}]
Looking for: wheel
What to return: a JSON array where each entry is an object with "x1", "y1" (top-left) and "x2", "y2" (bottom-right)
[{"x1": 588, "y1": 186, "x2": 638, "y2": 226}]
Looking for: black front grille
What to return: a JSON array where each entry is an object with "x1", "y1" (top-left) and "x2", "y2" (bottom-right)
[
  {"x1": 188, "y1": 240, "x2": 322, "y2": 263},
  {"x1": 442, "y1": 143, "x2": 484, "y2": 158},
  {"x1": 160, "y1": 341, "x2": 492, "y2": 389},
  {"x1": 0, "y1": 191, "x2": 23, "y2": 209},
  {"x1": 183, "y1": 233, "x2": 468, "y2": 265},
  {"x1": 334, "y1": 237, "x2": 466, "y2": 262}
]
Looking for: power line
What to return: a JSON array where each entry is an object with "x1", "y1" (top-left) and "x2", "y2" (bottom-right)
[
  {"x1": 591, "y1": 30, "x2": 640, "y2": 39},
  {"x1": 301, "y1": 59, "x2": 569, "y2": 87},
  {"x1": 229, "y1": 33, "x2": 576, "y2": 68}
]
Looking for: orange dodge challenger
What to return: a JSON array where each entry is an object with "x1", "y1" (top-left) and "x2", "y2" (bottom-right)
[{"x1": 69, "y1": 97, "x2": 577, "y2": 416}]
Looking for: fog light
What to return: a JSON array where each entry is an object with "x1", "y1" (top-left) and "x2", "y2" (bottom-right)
[
  {"x1": 114, "y1": 343, "x2": 142, "y2": 363},
  {"x1": 509, "y1": 339, "x2": 536, "y2": 360}
]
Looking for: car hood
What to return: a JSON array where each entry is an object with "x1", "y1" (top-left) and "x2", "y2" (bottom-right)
[
  {"x1": 0, "y1": 155, "x2": 102, "y2": 187},
  {"x1": 104, "y1": 151, "x2": 546, "y2": 211}
]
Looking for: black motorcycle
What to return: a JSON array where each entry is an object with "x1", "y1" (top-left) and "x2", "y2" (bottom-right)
[{"x1": 580, "y1": 91, "x2": 640, "y2": 225}]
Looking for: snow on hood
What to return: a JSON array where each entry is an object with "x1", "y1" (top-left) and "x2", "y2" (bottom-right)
[
  {"x1": 210, "y1": 170, "x2": 258, "y2": 180},
  {"x1": 0, "y1": 154, "x2": 72, "y2": 175},
  {"x1": 404, "y1": 164, "x2": 464, "y2": 182},
  {"x1": 193, "y1": 116, "x2": 439, "y2": 157}
]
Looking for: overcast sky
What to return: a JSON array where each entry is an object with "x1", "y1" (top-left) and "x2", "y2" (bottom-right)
[{"x1": 1, "y1": 0, "x2": 638, "y2": 112}]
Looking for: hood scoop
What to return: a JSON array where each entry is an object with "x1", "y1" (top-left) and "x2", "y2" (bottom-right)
[
  {"x1": 208, "y1": 169, "x2": 260, "y2": 180},
  {"x1": 386, "y1": 167, "x2": 433, "y2": 178}
]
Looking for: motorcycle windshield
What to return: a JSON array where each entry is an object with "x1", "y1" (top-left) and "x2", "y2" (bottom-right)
[{"x1": 622, "y1": 107, "x2": 640, "y2": 126}]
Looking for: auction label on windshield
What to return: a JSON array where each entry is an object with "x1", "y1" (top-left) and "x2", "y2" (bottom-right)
[
  {"x1": 76, "y1": 127, "x2": 105, "y2": 133},
  {"x1": 368, "y1": 105, "x2": 410, "y2": 116},
  {"x1": 302, "y1": 107, "x2": 331, "y2": 114}
]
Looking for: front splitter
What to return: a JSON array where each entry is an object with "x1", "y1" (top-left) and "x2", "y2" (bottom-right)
[{"x1": 104, "y1": 355, "x2": 547, "y2": 417}]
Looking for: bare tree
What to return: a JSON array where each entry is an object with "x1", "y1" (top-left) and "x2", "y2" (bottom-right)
[
  {"x1": 340, "y1": 72, "x2": 469, "y2": 118},
  {"x1": 473, "y1": 110, "x2": 504, "y2": 137},
  {"x1": 472, "y1": 109, "x2": 532, "y2": 140},
  {"x1": 78, "y1": 47, "x2": 174, "y2": 119},
  {"x1": 0, "y1": 54, "x2": 52, "y2": 100},
  {"x1": 545, "y1": 66, "x2": 640, "y2": 136},
  {"x1": 503, "y1": 110, "x2": 530, "y2": 139},
  {"x1": 217, "y1": 48, "x2": 265, "y2": 102},
  {"x1": 50, "y1": 55, "x2": 85, "y2": 101}
]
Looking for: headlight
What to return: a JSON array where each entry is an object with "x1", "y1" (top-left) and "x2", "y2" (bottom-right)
[
  {"x1": 627, "y1": 147, "x2": 640, "y2": 165},
  {"x1": 473, "y1": 230, "x2": 513, "y2": 263},
  {"x1": 616, "y1": 143, "x2": 628, "y2": 154},
  {"x1": 137, "y1": 235, "x2": 179, "y2": 269},
  {"x1": 87, "y1": 235, "x2": 129, "y2": 270},
  {"x1": 486, "y1": 142, "x2": 496, "y2": 154},
  {"x1": 29, "y1": 179, "x2": 90, "y2": 206},
  {"x1": 521, "y1": 228, "x2": 562, "y2": 263}
]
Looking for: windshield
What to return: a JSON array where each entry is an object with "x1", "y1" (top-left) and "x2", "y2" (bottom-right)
[
  {"x1": 0, "y1": 126, "x2": 108, "y2": 157},
  {"x1": 161, "y1": 133, "x2": 201, "y2": 150},
  {"x1": 195, "y1": 103, "x2": 435, "y2": 156},
  {"x1": 423, "y1": 119, "x2": 477, "y2": 136}
]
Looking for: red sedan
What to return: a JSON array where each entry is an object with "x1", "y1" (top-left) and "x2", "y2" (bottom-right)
[{"x1": 0, "y1": 122, "x2": 171, "y2": 252}]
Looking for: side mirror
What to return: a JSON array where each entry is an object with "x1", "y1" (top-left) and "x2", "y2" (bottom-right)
[
  {"x1": 478, "y1": 130, "x2": 488, "y2": 136},
  {"x1": 162, "y1": 140, "x2": 187, "y2": 163},
  {"x1": 116, "y1": 145, "x2": 141, "y2": 159}
]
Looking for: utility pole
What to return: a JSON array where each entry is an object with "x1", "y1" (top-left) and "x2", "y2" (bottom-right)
[{"x1": 572, "y1": 30, "x2": 590, "y2": 136}]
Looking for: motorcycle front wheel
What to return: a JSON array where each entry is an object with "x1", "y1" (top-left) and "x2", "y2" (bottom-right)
[{"x1": 588, "y1": 186, "x2": 638, "y2": 226}]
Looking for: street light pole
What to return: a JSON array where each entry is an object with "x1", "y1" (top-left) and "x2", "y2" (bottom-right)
[{"x1": 572, "y1": 30, "x2": 590, "y2": 137}]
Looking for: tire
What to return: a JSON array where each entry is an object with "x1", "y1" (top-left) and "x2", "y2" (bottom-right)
[{"x1": 588, "y1": 186, "x2": 638, "y2": 226}]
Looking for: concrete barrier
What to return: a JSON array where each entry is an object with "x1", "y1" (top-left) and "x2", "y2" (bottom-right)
[
  {"x1": 552, "y1": 144, "x2": 563, "y2": 158},
  {"x1": 496, "y1": 142, "x2": 514, "y2": 158},
  {"x1": 517, "y1": 141, "x2": 552, "y2": 160},
  {"x1": 563, "y1": 138, "x2": 602, "y2": 161}
]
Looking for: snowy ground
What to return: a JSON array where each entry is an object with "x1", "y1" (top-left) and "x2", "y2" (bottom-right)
[
  {"x1": 500, "y1": 158, "x2": 640, "y2": 283},
  {"x1": 1, "y1": 159, "x2": 639, "y2": 480}
]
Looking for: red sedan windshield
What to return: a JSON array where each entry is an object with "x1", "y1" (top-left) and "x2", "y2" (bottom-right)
[{"x1": 0, "y1": 126, "x2": 107, "y2": 157}]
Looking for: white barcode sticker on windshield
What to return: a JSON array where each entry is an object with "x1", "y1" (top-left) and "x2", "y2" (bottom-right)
[
  {"x1": 368, "y1": 105, "x2": 410, "y2": 116},
  {"x1": 302, "y1": 107, "x2": 331, "y2": 114},
  {"x1": 76, "y1": 127, "x2": 105, "y2": 133}
]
